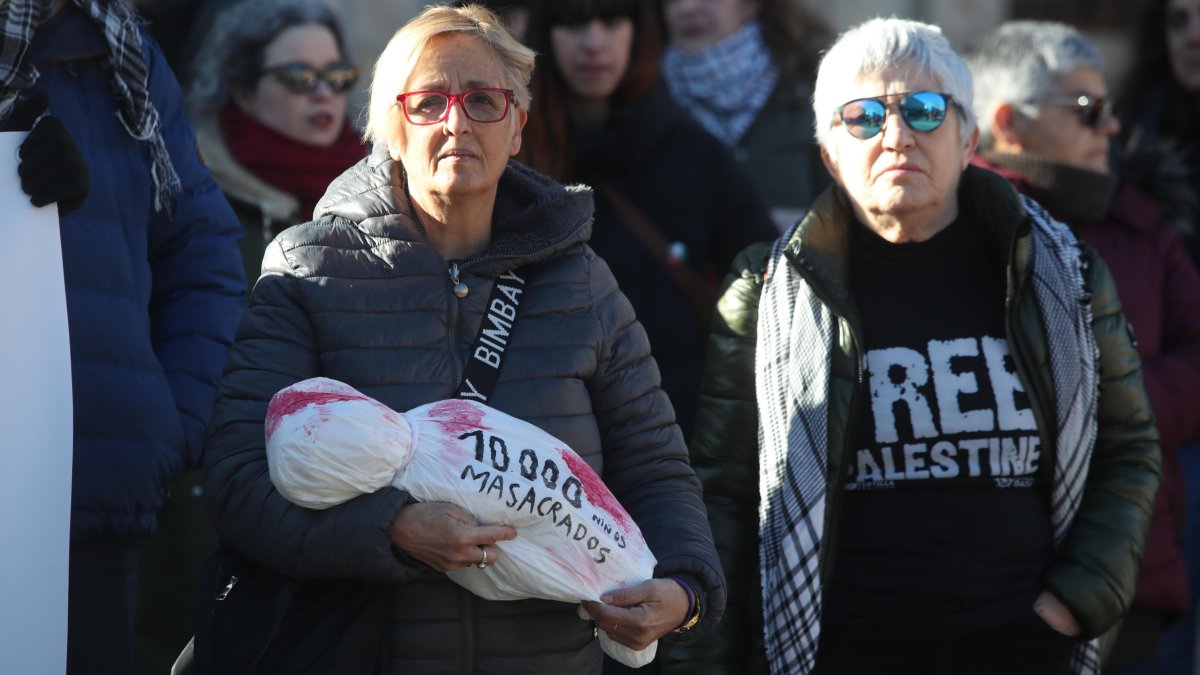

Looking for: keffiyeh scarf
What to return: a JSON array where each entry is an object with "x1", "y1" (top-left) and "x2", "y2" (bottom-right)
[
  {"x1": 662, "y1": 21, "x2": 777, "y2": 148},
  {"x1": 0, "y1": 0, "x2": 180, "y2": 212},
  {"x1": 754, "y1": 198, "x2": 1101, "y2": 674}
]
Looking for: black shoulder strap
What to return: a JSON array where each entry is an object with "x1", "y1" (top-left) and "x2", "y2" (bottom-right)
[{"x1": 455, "y1": 268, "x2": 527, "y2": 403}]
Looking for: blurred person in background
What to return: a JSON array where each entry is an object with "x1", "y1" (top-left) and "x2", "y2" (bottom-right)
[
  {"x1": 179, "y1": 0, "x2": 425, "y2": 115},
  {"x1": 0, "y1": 1, "x2": 246, "y2": 673},
  {"x1": 139, "y1": 4, "x2": 365, "y2": 669},
  {"x1": 967, "y1": 21, "x2": 1200, "y2": 674},
  {"x1": 1118, "y1": 5, "x2": 1200, "y2": 668},
  {"x1": 659, "y1": 0, "x2": 831, "y2": 230},
  {"x1": 1118, "y1": 3, "x2": 1200, "y2": 662},
  {"x1": 1117, "y1": 0, "x2": 1200, "y2": 250},
  {"x1": 667, "y1": 16, "x2": 1161, "y2": 675},
  {"x1": 453, "y1": 0, "x2": 532, "y2": 41},
  {"x1": 201, "y1": 5, "x2": 725, "y2": 673},
  {"x1": 520, "y1": 0, "x2": 777, "y2": 446},
  {"x1": 188, "y1": 0, "x2": 366, "y2": 291}
]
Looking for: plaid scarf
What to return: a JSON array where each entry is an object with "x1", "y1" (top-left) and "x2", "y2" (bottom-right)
[
  {"x1": 754, "y1": 198, "x2": 1101, "y2": 674},
  {"x1": 662, "y1": 21, "x2": 776, "y2": 148},
  {"x1": 0, "y1": 0, "x2": 180, "y2": 213}
]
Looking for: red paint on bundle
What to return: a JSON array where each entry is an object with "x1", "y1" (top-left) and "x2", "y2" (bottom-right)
[
  {"x1": 558, "y1": 448, "x2": 632, "y2": 532},
  {"x1": 428, "y1": 399, "x2": 492, "y2": 435},
  {"x1": 266, "y1": 389, "x2": 365, "y2": 439}
]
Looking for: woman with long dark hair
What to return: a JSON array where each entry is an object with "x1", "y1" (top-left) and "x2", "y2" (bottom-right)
[{"x1": 520, "y1": 0, "x2": 776, "y2": 442}]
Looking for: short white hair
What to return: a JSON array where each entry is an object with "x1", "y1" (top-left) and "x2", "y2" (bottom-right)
[
  {"x1": 363, "y1": 4, "x2": 535, "y2": 150},
  {"x1": 812, "y1": 17, "x2": 976, "y2": 147},
  {"x1": 965, "y1": 21, "x2": 1104, "y2": 149}
]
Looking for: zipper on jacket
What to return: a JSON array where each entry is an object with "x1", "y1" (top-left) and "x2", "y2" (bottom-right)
[
  {"x1": 215, "y1": 575, "x2": 238, "y2": 601},
  {"x1": 440, "y1": 215, "x2": 594, "y2": 383},
  {"x1": 447, "y1": 261, "x2": 465, "y2": 385}
]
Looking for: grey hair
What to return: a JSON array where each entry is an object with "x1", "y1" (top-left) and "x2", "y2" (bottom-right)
[
  {"x1": 812, "y1": 17, "x2": 977, "y2": 147},
  {"x1": 363, "y1": 4, "x2": 535, "y2": 151},
  {"x1": 187, "y1": 0, "x2": 348, "y2": 121},
  {"x1": 965, "y1": 21, "x2": 1104, "y2": 149}
]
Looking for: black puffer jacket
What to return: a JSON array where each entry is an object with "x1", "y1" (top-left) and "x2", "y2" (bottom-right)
[{"x1": 203, "y1": 145, "x2": 725, "y2": 674}]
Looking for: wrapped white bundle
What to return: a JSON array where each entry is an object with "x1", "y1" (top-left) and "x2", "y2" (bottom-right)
[{"x1": 264, "y1": 377, "x2": 659, "y2": 667}]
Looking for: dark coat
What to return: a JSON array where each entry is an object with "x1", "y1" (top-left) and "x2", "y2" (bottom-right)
[
  {"x1": 28, "y1": 7, "x2": 246, "y2": 539},
  {"x1": 731, "y1": 76, "x2": 829, "y2": 223},
  {"x1": 572, "y1": 85, "x2": 777, "y2": 440},
  {"x1": 975, "y1": 154, "x2": 1200, "y2": 615},
  {"x1": 203, "y1": 146, "x2": 726, "y2": 674}
]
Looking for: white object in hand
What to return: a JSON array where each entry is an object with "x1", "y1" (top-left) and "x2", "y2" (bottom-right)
[{"x1": 264, "y1": 377, "x2": 659, "y2": 667}]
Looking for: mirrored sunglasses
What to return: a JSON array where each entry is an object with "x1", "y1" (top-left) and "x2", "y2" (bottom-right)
[
  {"x1": 395, "y1": 89, "x2": 514, "y2": 125},
  {"x1": 837, "y1": 91, "x2": 958, "y2": 140},
  {"x1": 1036, "y1": 94, "x2": 1113, "y2": 129},
  {"x1": 261, "y1": 62, "x2": 359, "y2": 94}
]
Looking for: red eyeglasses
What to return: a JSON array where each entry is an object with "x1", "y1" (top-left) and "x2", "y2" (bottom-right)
[{"x1": 395, "y1": 88, "x2": 515, "y2": 125}]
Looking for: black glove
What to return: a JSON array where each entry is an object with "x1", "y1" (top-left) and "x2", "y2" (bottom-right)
[{"x1": 1, "y1": 92, "x2": 89, "y2": 215}]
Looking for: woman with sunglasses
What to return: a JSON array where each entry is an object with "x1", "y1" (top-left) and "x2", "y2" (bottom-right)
[
  {"x1": 188, "y1": 0, "x2": 366, "y2": 289},
  {"x1": 665, "y1": 17, "x2": 1160, "y2": 675},
  {"x1": 519, "y1": 0, "x2": 777, "y2": 447},
  {"x1": 200, "y1": 5, "x2": 724, "y2": 673},
  {"x1": 967, "y1": 21, "x2": 1200, "y2": 675}
]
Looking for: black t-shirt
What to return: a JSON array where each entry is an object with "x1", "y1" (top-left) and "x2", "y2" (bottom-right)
[{"x1": 823, "y1": 216, "x2": 1055, "y2": 637}]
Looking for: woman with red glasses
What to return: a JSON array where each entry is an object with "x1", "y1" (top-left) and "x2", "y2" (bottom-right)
[
  {"x1": 968, "y1": 20, "x2": 1200, "y2": 675},
  {"x1": 667, "y1": 16, "x2": 1160, "y2": 675},
  {"x1": 187, "y1": 0, "x2": 366, "y2": 291},
  {"x1": 199, "y1": 5, "x2": 724, "y2": 673}
]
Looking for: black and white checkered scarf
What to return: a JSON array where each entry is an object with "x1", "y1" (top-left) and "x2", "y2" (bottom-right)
[
  {"x1": 662, "y1": 21, "x2": 777, "y2": 148},
  {"x1": 754, "y1": 196, "x2": 1101, "y2": 674},
  {"x1": 0, "y1": 0, "x2": 180, "y2": 212}
]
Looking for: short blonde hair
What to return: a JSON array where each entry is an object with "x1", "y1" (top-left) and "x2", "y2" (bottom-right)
[{"x1": 364, "y1": 4, "x2": 535, "y2": 149}]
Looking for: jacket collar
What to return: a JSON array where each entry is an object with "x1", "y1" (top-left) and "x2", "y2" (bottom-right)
[
  {"x1": 974, "y1": 153, "x2": 1117, "y2": 222},
  {"x1": 975, "y1": 153, "x2": 1172, "y2": 237},
  {"x1": 315, "y1": 144, "x2": 595, "y2": 273},
  {"x1": 784, "y1": 165, "x2": 1029, "y2": 312}
]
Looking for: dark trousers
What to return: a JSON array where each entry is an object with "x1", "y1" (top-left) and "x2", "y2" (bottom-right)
[
  {"x1": 68, "y1": 538, "x2": 139, "y2": 675},
  {"x1": 135, "y1": 470, "x2": 218, "y2": 675},
  {"x1": 814, "y1": 609, "x2": 1078, "y2": 675}
]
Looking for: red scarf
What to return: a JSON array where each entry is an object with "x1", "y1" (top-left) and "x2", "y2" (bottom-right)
[{"x1": 220, "y1": 105, "x2": 367, "y2": 220}]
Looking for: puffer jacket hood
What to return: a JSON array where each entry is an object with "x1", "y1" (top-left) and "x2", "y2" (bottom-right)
[{"x1": 315, "y1": 144, "x2": 595, "y2": 275}]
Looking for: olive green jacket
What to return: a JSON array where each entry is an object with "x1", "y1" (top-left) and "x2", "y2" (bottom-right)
[{"x1": 664, "y1": 166, "x2": 1161, "y2": 674}]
